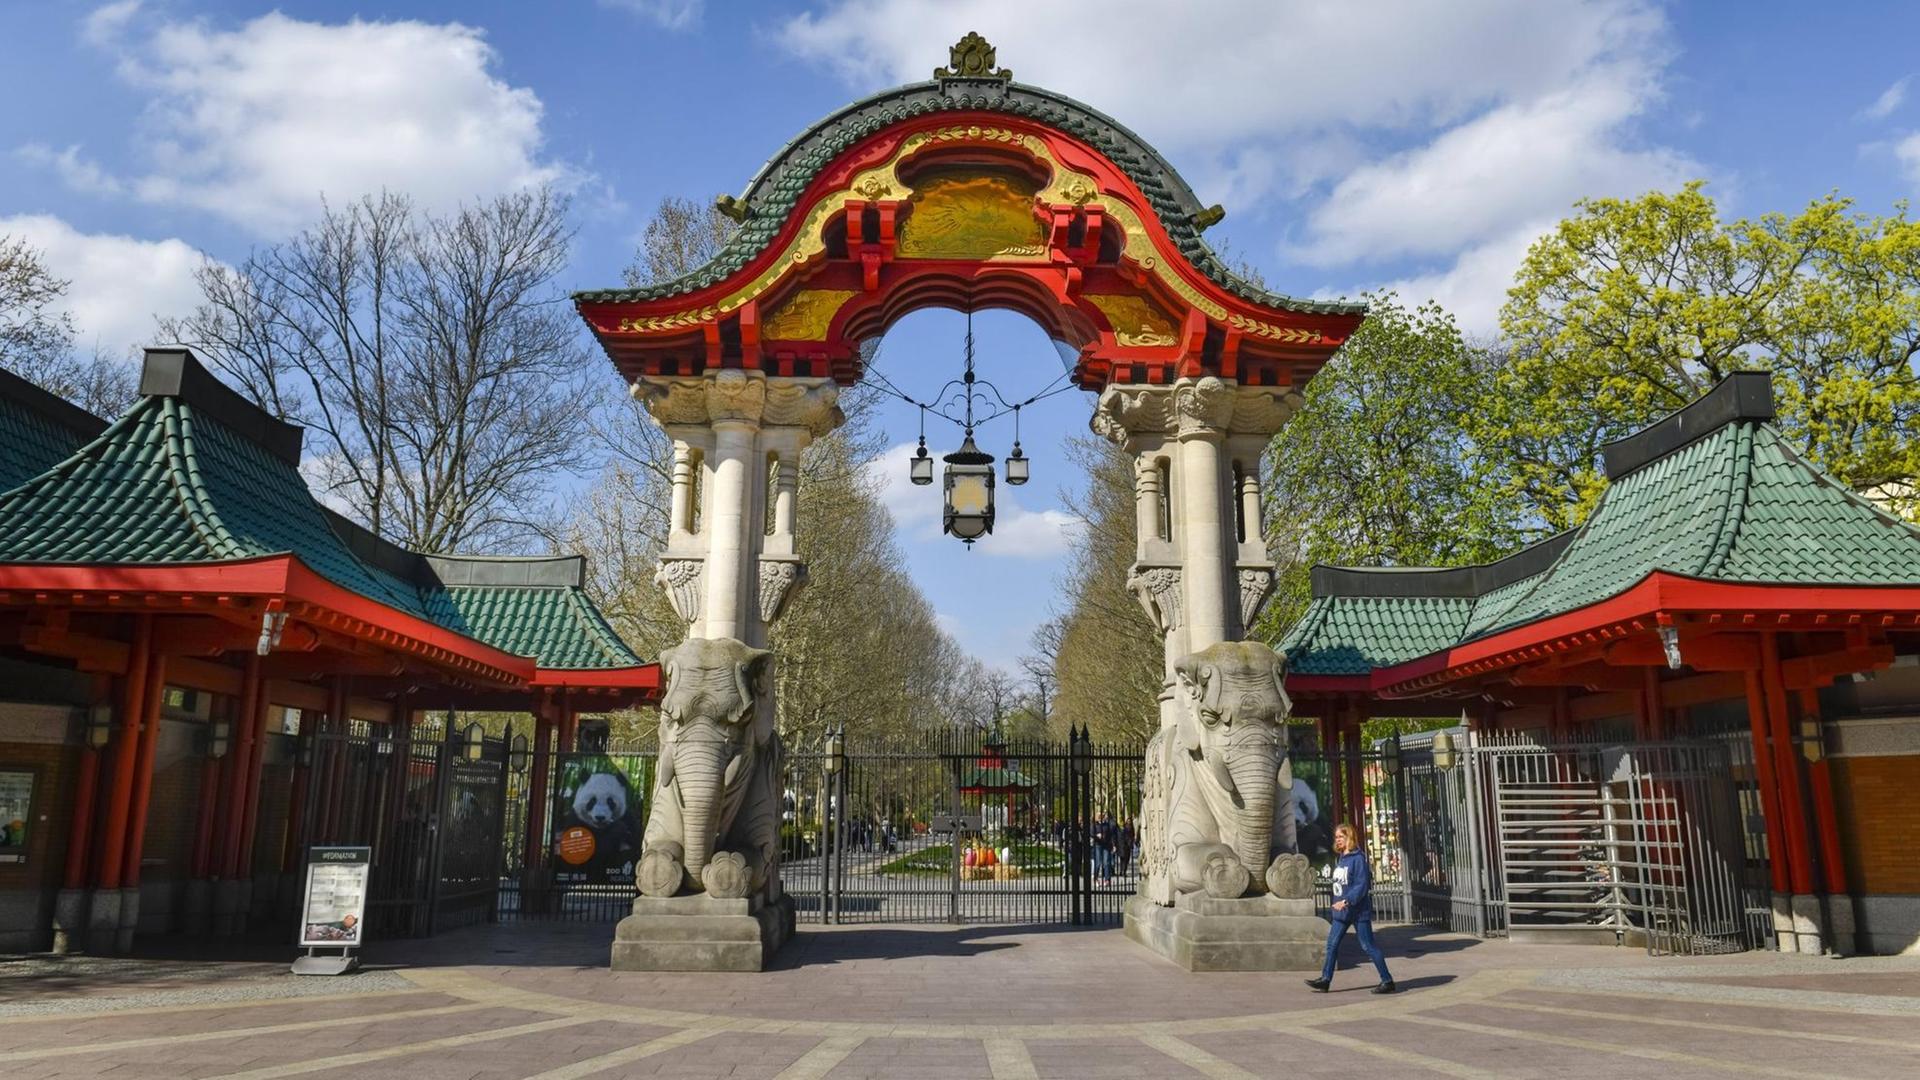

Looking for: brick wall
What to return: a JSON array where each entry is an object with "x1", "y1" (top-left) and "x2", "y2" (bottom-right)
[{"x1": 1832, "y1": 754, "x2": 1920, "y2": 895}]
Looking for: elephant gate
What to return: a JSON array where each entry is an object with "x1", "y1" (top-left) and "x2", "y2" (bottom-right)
[{"x1": 566, "y1": 34, "x2": 1365, "y2": 971}]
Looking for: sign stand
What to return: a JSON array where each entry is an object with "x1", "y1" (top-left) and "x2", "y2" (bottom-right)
[{"x1": 293, "y1": 845, "x2": 370, "y2": 976}]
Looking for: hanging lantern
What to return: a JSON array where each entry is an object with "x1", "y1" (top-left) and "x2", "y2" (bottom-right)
[
  {"x1": 943, "y1": 434, "x2": 996, "y2": 543},
  {"x1": 1005, "y1": 441, "x2": 1029, "y2": 486},
  {"x1": 910, "y1": 436, "x2": 934, "y2": 486}
]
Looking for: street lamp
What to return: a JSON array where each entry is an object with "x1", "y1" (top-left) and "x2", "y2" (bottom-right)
[
  {"x1": 910, "y1": 436, "x2": 934, "y2": 486},
  {"x1": 463, "y1": 722, "x2": 485, "y2": 762},
  {"x1": 1430, "y1": 729, "x2": 1458, "y2": 771},
  {"x1": 1005, "y1": 441, "x2": 1029, "y2": 486},
  {"x1": 824, "y1": 728, "x2": 844, "y2": 775},
  {"x1": 509, "y1": 733, "x2": 530, "y2": 773},
  {"x1": 943, "y1": 435, "x2": 996, "y2": 544}
]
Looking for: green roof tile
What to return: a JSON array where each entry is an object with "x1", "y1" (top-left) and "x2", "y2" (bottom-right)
[
  {"x1": 1281, "y1": 373, "x2": 1920, "y2": 681},
  {"x1": 0, "y1": 360, "x2": 647, "y2": 673},
  {"x1": 0, "y1": 368, "x2": 106, "y2": 493}
]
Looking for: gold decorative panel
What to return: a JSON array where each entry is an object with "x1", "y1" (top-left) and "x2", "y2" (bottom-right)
[
  {"x1": 1087, "y1": 294, "x2": 1179, "y2": 347},
  {"x1": 762, "y1": 289, "x2": 856, "y2": 340},
  {"x1": 896, "y1": 171, "x2": 1047, "y2": 260}
]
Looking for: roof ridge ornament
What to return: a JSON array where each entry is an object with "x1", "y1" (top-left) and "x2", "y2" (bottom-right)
[{"x1": 935, "y1": 31, "x2": 1012, "y2": 82}]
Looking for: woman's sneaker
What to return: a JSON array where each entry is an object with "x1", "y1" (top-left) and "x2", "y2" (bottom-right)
[
  {"x1": 1303, "y1": 978, "x2": 1330, "y2": 992},
  {"x1": 1371, "y1": 980, "x2": 1397, "y2": 995}
]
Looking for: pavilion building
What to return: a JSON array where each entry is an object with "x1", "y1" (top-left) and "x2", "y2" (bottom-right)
[
  {"x1": 0, "y1": 350, "x2": 659, "y2": 953},
  {"x1": 1281, "y1": 372, "x2": 1920, "y2": 956}
]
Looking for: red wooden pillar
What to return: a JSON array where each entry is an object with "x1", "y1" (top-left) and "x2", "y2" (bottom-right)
[
  {"x1": 1346, "y1": 699, "x2": 1367, "y2": 841},
  {"x1": 61, "y1": 687, "x2": 108, "y2": 891},
  {"x1": 188, "y1": 718, "x2": 221, "y2": 881},
  {"x1": 1316, "y1": 711, "x2": 1341, "y2": 831},
  {"x1": 94, "y1": 616, "x2": 154, "y2": 892},
  {"x1": 118, "y1": 650, "x2": 171, "y2": 893},
  {"x1": 1741, "y1": 668, "x2": 1792, "y2": 895},
  {"x1": 1640, "y1": 666, "x2": 1665, "y2": 740},
  {"x1": 219, "y1": 655, "x2": 262, "y2": 880},
  {"x1": 522, "y1": 701, "x2": 554, "y2": 877},
  {"x1": 233, "y1": 674, "x2": 271, "y2": 881},
  {"x1": 1760, "y1": 636, "x2": 1816, "y2": 898},
  {"x1": 1795, "y1": 688, "x2": 1849, "y2": 898}
]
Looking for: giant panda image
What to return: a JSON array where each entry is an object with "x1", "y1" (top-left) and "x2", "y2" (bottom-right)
[{"x1": 554, "y1": 761, "x2": 642, "y2": 884}]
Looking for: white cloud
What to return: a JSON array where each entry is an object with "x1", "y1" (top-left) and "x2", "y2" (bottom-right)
[
  {"x1": 1291, "y1": 74, "x2": 1697, "y2": 267},
  {"x1": 869, "y1": 442, "x2": 1083, "y2": 559},
  {"x1": 599, "y1": 0, "x2": 705, "y2": 29},
  {"x1": 82, "y1": 0, "x2": 142, "y2": 47},
  {"x1": 72, "y1": 10, "x2": 571, "y2": 236},
  {"x1": 0, "y1": 213, "x2": 208, "y2": 358},
  {"x1": 1894, "y1": 132, "x2": 1920, "y2": 185},
  {"x1": 14, "y1": 144, "x2": 124, "y2": 196},
  {"x1": 777, "y1": 1, "x2": 1688, "y2": 325},
  {"x1": 1360, "y1": 224, "x2": 1547, "y2": 337},
  {"x1": 1863, "y1": 76, "x2": 1910, "y2": 121}
]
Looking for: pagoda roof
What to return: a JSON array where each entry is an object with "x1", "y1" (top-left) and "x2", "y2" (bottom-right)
[
  {"x1": 0, "y1": 366, "x2": 108, "y2": 492},
  {"x1": 0, "y1": 349, "x2": 647, "y2": 681},
  {"x1": 1281, "y1": 371, "x2": 1920, "y2": 690},
  {"x1": 573, "y1": 73, "x2": 1362, "y2": 320}
]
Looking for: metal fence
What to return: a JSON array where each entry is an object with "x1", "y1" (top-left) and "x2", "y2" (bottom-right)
[{"x1": 1382, "y1": 731, "x2": 1771, "y2": 955}]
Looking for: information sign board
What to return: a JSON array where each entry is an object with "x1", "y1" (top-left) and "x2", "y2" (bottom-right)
[{"x1": 299, "y1": 845, "x2": 370, "y2": 948}]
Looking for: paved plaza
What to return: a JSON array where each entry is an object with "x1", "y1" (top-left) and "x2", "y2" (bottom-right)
[{"x1": 3, "y1": 923, "x2": 1917, "y2": 1079}]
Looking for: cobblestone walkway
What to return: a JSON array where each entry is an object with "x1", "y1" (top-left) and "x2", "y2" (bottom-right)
[{"x1": 5, "y1": 923, "x2": 1918, "y2": 1078}]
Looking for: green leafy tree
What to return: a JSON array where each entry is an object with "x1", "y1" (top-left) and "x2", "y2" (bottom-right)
[
  {"x1": 1489, "y1": 181, "x2": 1920, "y2": 525},
  {"x1": 1257, "y1": 293, "x2": 1516, "y2": 638}
]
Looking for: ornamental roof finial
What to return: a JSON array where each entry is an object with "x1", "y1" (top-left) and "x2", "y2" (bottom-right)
[{"x1": 935, "y1": 31, "x2": 1011, "y2": 82}]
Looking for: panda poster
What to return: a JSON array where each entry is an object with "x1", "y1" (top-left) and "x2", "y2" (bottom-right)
[{"x1": 551, "y1": 753, "x2": 650, "y2": 886}]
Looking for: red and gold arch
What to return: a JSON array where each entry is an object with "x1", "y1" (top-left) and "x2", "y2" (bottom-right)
[{"x1": 575, "y1": 41, "x2": 1364, "y2": 392}]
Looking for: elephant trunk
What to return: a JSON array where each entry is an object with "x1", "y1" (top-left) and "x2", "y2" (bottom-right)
[
  {"x1": 670, "y1": 723, "x2": 736, "y2": 886},
  {"x1": 1223, "y1": 728, "x2": 1282, "y2": 880}
]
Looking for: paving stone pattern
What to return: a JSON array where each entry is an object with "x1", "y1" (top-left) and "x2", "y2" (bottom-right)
[{"x1": 4, "y1": 922, "x2": 1918, "y2": 1078}]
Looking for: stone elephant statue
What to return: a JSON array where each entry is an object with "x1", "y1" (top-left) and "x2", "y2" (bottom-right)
[
  {"x1": 637, "y1": 637, "x2": 783, "y2": 900},
  {"x1": 1139, "y1": 641, "x2": 1298, "y2": 904}
]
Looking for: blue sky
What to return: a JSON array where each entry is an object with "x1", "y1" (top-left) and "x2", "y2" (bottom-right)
[{"x1": 4, "y1": 0, "x2": 1919, "y2": 671}]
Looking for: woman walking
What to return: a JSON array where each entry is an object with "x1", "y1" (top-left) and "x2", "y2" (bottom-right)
[{"x1": 1305, "y1": 823, "x2": 1396, "y2": 994}]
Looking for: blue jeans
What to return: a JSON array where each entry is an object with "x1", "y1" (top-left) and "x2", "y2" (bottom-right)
[
  {"x1": 1320, "y1": 912, "x2": 1392, "y2": 983},
  {"x1": 1092, "y1": 845, "x2": 1114, "y2": 880}
]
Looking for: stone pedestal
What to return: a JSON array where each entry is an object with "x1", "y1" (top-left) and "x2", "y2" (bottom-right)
[
  {"x1": 182, "y1": 879, "x2": 212, "y2": 936},
  {"x1": 115, "y1": 887, "x2": 141, "y2": 953},
  {"x1": 1124, "y1": 893, "x2": 1327, "y2": 972},
  {"x1": 52, "y1": 888, "x2": 88, "y2": 954},
  {"x1": 611, "y1": 893, "x2": 795, "y2": 972},
  {"x1": 211, "y1": 879, "x2": 243, "y2": 938},
  {"x1": 86, "y1": 888, "x2": 121, "y2": 950}
]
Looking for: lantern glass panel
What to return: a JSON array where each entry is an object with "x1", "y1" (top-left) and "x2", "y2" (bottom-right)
[
  {"x1": 1005, "y1": 453, "x2": 1029, "y2": 486},
  {"x1": 910, "y1": 452, "x2": 934, "y2": 485}
]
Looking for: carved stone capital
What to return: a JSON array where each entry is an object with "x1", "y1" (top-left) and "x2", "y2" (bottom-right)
[
  {"x1": 1237, "y1": 565, "x2": 1275, "y2": 632},
  {"x1": 1093, "y1": 384, "x2": 1172, "y2": 447},
  {"x1": 1127, "y1": 563, "x2": 1183, "y2": 634},
  {"x1": 654, "y1": 557, "x2": 705, "y2": 624},
  {"x1": 762, "y1": 378, "x2": 844, "y2": 437},
  {"x1": 1173, "y1": 376, "x2": 1234, "y2": 439},
  {"x1": 757, "y1": 558, "x2": 808, "y2": 625},
  {"x1": 632, "y1": 369, "x2": 770, "y2": 428},
  {"x1": 1092, "y1": 380, "x2": 1307, "y2": 444}
]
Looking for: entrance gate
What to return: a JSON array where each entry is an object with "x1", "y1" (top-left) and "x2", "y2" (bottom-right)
[
  {"x1": 785, "y1": 729, "x2": 1144, "y2": 925},
  {"x1": 1388, "y1": 733, "x2": 1771, "y2": 955}
]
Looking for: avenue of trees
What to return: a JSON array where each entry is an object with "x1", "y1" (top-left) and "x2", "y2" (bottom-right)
[{"x1": 7, "y1": 181, "x2": 1920, "y2": 745}]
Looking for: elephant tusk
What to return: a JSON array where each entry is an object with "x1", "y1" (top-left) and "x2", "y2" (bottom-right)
[{"x1": 1205, "y1": 749, "x2": 1240, "y2": 803}]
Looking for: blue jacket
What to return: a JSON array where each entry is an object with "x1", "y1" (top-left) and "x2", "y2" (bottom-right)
[{"x1": 1329, "y1": 850, "x2": 1374, "y2": 920}]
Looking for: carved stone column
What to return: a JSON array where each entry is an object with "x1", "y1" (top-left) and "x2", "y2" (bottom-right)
[{"x1": 1172, "y1": 377, "x2": 1235, "y2": 650}]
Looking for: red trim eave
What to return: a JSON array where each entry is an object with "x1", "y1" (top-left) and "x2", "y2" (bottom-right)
[
  {"x1": 1366, "y1": 572, "x2": 1920, "y2": 696},
  {"x1": 531, "y1": 665, "x2": 663, "y2": 693},
  {"x1": 0, "y1": 555, "x2": 294, "y2": 596}
]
